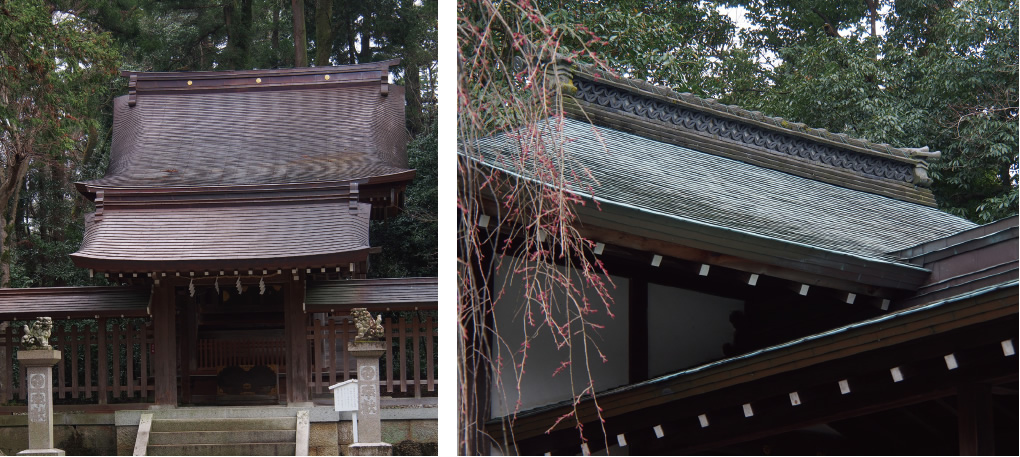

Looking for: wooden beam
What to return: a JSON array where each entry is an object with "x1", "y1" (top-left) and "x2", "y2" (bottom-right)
[
  {"x1": 629, "y1": 278, "x2": 649, "y2": 383},
  {"x1": 957, "y1": 383, "x2": 995, "y2": 455},
  {"x1": 152, "y1": 283, "x2": 177, "y2": 406},
  {"x1": 518, "y1": 323, "x2": 1017, "y2": 456},
  {"x1": 285, "y1": 277, "x2": 310, "y2": 404},
  {"x1": 578, "y1": 225, "x2": 906, "y2": 298},
  {"x1": 180, "y1": 296, "x2": 194, "y2": 405},
  {"x1": 495, "y1": 288, "x2": 1016, "y2": 443}
]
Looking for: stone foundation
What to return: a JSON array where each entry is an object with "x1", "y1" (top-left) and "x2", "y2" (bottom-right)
[
  {"x1": 0, "y1": 414, "x2": 116, "y2": 457},
  {"x1": 1, "y1": 406, "x2": 436, "y2": 456}
]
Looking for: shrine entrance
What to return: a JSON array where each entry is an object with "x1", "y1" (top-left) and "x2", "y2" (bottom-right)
[{"x1": 177, "y1": 281, "x2": 288, "y2": 406}]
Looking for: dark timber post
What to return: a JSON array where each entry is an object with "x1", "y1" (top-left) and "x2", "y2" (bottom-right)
[
  {"x1": 152, "y1": 282, "x2": 178, "y2": 406},
  {"x1": 957, "y1": 383, "x2": 994, "y2": 455},
  {"x1": 628, "y1": 278, "x2": 649, "y2": 384},
  {"x1": 285, "y1": 278, "x2": 310, "y2": 404}
]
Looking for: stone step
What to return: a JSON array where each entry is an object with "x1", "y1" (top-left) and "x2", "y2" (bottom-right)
[
  {"x1": 148, "y1": 429, "x2": 297, "y2": 445},
  {"x1": 146, "y1": 443, "x2": 296, "y2": 456},
  {"x1": 150, "y1": 417, "x2": 295, "y2": 432}
]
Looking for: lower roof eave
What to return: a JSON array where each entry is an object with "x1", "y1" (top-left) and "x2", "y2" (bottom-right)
[
  {"x1": 68, "y1": 248, "x2": 373, "y2": 276},
  {"x1": 491, "y1": 279, "x2": 1019, "y2": 445},
  {"x1": 305, "y1": 277, "x2": 439, "y2": 312},
  {"x1": 577, "y1": 198, "x2": 932, "y2": 292},
  {"x1": 0, "y1": 286, "x2": 151, "y2": 319}
]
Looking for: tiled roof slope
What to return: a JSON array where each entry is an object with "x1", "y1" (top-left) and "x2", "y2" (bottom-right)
[
  {"x1": 473, "y1": 118, "x2": 976, "y2": 261},
  {"x1": 305, "y1": 277, "x2": 438, "y2": 310},
  {"x1": 71, "y1": 201, "x2": 372, "y2": 272},
  {"x1": 563, "y1": 66, "x2": 939, "y2": 206},
  {"x1": 81, "y1": 62, "x2": 410, "y2": 191},
  {"x1": 0, "y1": 286, "x2": 151, "y2": 319}
]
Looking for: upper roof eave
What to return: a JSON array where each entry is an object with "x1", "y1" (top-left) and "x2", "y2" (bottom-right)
[{"x1": 74, "y1": 169, "x2": 417, "y2": 201}]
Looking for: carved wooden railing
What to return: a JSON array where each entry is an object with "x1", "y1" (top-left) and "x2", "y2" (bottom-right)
[
  {"x1": 0, "y1": 318, "x2": 154, "y2": 405},
  {"x1": 195, "y1": 338, "x2": 287, "y2": 371},
  {"x1": 306, "y1": 313, "x2": 437, "y2": 397}
]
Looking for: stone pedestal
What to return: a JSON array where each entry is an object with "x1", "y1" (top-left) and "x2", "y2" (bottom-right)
[
  {"x1": 16, "y1": 349, "x2": 64, "y2": 456},
  {"x1": 348, "y1": 443, "x2": 393, "y2": 456},
  {"x1": 347, "y1": 341, "x2": 391, "y2": 456}
]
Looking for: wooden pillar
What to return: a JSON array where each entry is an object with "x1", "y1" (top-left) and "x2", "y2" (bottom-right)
[
  {"x1": 97, "y1": 317, "x2": 108, "y2": 405},
  {"x1": 628, "y1": 278, "x2": 648, "y2": 383},
  {"x1": 152, "y1": 283, "x2": 178, "y2": 406},
  {"x1": 957, "y1": 383, "x2": 994, "y2": 455},
  {"x1": 180, "y1": 297, "x2": 196, "y2": 404},
  {"x1": 285, "y1": 278, "x2": 310, "y2": 404}
]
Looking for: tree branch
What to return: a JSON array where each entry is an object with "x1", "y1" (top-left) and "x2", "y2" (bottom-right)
[{"x1": 811, "y1": 7, "x2": 841, "y2": 37}]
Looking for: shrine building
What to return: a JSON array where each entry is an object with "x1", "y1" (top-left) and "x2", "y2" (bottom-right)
[
  {"x1": 0, "y1": 60, "x2": 438, "y2": 455},
  {"x1": 466, "y1": 64, "x2": 1018, "y2": 455}
]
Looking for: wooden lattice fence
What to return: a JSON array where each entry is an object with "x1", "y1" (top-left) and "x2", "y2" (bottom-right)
[
  {"x1": 0, "y1": 318, "x2": 154, "y2": 405},
  {"x1": 306, "y1": 312, "x2": 437, "y2": 398}
]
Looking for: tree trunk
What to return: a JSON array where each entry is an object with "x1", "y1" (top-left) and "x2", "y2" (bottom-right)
[
  {"x1": 273, "y1": 0, "x2": 281, "y2": 64},
  {"x1": 223, "y1": 1, "x2": 234, "y2": 67},
  {"x1": 347, "y1": 9, "x2": 357, "y2": 64},
  {"x1": 0, "y1": 149, "x2": 30, "y2": 288},
  {"x1": 864, "y1": 0, "x2": 878, "y2": 37},
  {"x1": 224, "y1": 0, "x2": 254, "y2": 70},
  {"x1": 358, "y1": 14, "x2": 372, "y2": 63},
  {"x1": 314, "y1": 0, "x2": 333, "y2": 66},
  {"x1": 405, "y1": 61, "x2": 424, "y2": 137},
  {"x1": 292, "y1": 0, "x2": 308, "y2": 67}
]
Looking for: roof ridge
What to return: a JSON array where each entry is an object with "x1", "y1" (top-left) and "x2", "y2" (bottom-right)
[
  {"x1": 120, "y1": 59, "x2": 401, "y2": 80},
  {"x1": 558, "y1": 63, "x2": 940, "y2": 205},
  {"x1": 121, "y1": 60, "x2": 400, "y2": 105},
  {"x1": 566, "y1": 64, "x2": 938, "y2": 165}
]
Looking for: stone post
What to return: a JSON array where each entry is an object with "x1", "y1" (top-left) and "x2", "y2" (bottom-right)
[
  {"x1": 346, "y1": 340, "x2": 391, "y2": 456},
  {"x1": 17, "y1": 349, "x2": 64, "y2": 456}
]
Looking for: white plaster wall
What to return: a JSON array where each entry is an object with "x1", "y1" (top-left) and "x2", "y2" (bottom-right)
[
  {"x1": 647, "y1": 283, "x2": 743, "y2": 378},
  {"x1": 490, "y1": 258, "x2": 629, "y2": 417}
]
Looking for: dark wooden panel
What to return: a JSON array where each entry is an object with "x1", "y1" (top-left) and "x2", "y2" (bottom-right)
[
  {"x1": 0, "y1": 286, "x2": 150, "y2": 319},
  {"x1": 304, "y1": 278, "x2": 438, "y2": 310}
]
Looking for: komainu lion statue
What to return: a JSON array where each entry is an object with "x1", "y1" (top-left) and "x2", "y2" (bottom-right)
[
  {"x1": 21, "y1": 317, "x2": 54, "y2": 349},
  {"x1": 352, "y1": 308, "x2": 384, "y2": 340}
]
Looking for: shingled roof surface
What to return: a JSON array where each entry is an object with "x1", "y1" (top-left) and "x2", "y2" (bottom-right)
[
  {"x1": 305, "y1": 277, "x2": 438, "y2": 310},
  {"x1": 472, "y1": 117, "x2": 976, "y2": 261},
  {"x1": 0, "y1": 286, "x2": 151, "y2": 319},
  {"x1": 71, "y1": 201, "x2": 372, "y2": 272},
  {"x1": 83, "y1": 64, "x2": 410, "y2": 190}
]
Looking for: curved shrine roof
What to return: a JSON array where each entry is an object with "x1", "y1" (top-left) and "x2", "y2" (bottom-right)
[
  {"x1": 471, "y1": 117, "x2": 976, "y2": 263},
  {"x1": 71, "y1": 200, "x2": 372, "y2": 273},
  {"x1": 80, "y1": 61, "x2": 411, "y2": 192},
  {"x1": 72, "y1": 62, "x2": 411, "y2": 274}
]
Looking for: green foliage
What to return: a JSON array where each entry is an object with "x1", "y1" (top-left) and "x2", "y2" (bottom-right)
[
  {"x1": 718, "y1": 0, "x2": 1018, "y2": 223},
  {"x1": 0, "y1": 0, "x2": 121, "y2": 287},
  {"x1": 546, "y1": 2, "x2": 735, "y2": 94},
  {"x1": 730, "y1": 0, "x2": 874, "y2": 53},
  {"x1": 370, "y1": 121, "x2": 437, "y2": 278},
  {"x1": 916, "y1": 0, "x2": 1019, "y2": 222},
  {"x1": 541, "y1": 0, "x2": 1016, "y2": 223}
]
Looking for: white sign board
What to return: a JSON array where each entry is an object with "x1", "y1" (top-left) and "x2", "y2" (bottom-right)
[{"x1": 329, "y1": 379, "x2": 359, "y2": 412}]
